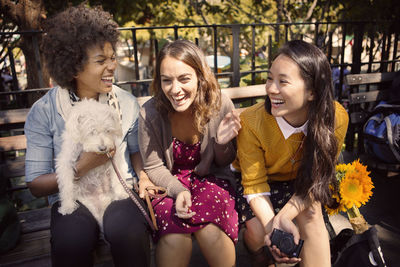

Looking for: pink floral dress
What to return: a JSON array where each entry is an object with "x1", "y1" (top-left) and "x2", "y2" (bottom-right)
[{"x1": 151, "y1": 137, "x2": 239, "y2": 243}]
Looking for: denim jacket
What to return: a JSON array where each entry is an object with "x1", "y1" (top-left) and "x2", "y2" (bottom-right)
[{"x1": 25, "y1": 86, "x2": 140, "y2": 205}]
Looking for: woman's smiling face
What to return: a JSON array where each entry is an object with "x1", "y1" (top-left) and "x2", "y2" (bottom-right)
[
  {"x1": 75, "y1": 42, "x2": 116, "y2": 99},
  {"x1": 160, "y1": 56, "x2": 198, "y2": 113},
  {"x1": 266, "y1": 54, "x2": 314, "y2": 127}
]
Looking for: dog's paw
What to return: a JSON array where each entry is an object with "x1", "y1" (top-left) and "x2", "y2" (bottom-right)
[{"x1": 58, "y1": 201, "x2": 78, "y2": 215}]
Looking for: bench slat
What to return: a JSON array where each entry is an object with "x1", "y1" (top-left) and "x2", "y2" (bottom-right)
[
  {"x1": 1, "y1": 156, "x2": 26, "y2": 179},
  {"x1": 0, "y1": 108, "x2": 30, "y2": 125},
  {"x1": 349, "y1": 90, "x2": 389, "y2": 104},
  {"x1": 18, "y1": 207, "x2": 51, "y2": 234},
  {"x1": 0, "y1": 135, "x2": 27, "y2": 151},
  {"x1": 222, "y1": 84, "x2": 266, "y2": 99},
  {"x1": 136, "y1": 85, "x2": 267, "y2": 106},
  {"x1": 0, "y1": 85, "x2": 266, "y2": 124},
  {"x1": 345, "y1": 72, "x2": 397, "y2": 86}
]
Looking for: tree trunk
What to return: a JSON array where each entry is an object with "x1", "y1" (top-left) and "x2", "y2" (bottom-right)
[
  {"x1": 0, "y1": 0, "x2": 50, "y2": 92},
  {"x1": 275, "y1": 0, "x2": 284, "y2": 42},
  {"x1": 20, "y1": 36, "x2": 41, "y2": 89}
]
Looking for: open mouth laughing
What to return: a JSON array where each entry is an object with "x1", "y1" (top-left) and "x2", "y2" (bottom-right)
[
  {"x1": 101, "y1": 76, "x2": 113, "y2": 86},
  {"x1": 172, "y1": 94, "x2": 188, "y2": 106},
  {"x1": 270, "y1": 98, "x2": 285, "y2": 107}
]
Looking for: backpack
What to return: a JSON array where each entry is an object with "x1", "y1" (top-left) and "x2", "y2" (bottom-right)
[{"x1": 363, "y1": 101, "x2": 400, "y2": 164}]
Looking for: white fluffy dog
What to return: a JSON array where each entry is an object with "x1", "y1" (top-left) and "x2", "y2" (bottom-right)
[{"x1": 56, "y1": 99, "x2": 128, "y2": 227}]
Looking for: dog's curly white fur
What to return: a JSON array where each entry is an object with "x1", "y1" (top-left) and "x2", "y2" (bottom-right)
[{"x1": 56, "y1": 99, "x2": 128, "y2": 227}]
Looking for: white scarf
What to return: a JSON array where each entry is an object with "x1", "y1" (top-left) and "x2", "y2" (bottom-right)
[{"x1": 56, "y1": 86, "x2": 122, "y2": 125}]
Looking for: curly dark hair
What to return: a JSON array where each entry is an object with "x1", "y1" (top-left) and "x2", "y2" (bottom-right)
[{"x1": 41, "y1": 5, "x2": 119, "y2": 91}]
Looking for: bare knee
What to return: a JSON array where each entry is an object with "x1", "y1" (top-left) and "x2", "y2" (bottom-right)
[
  {"x1": 156, "y1": 234, "x2": 192, "y2": 267},
  {"x1": 244, "y1": 217, "x2": 266, "y2": 251},
  {"x1": 158, "y1": 233, "x2": 192, "y2": 251},
  {"x1": 195, "y1": 223, "x2": 225, "y2": 245}
]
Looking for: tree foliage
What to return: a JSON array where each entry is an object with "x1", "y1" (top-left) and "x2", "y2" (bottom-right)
[
  {"x1": 0, "y1": 0, "x2": 398, "y2": 90},
  {"x1": 0, "y1": 0, "x2": 48, "y2": 89}
]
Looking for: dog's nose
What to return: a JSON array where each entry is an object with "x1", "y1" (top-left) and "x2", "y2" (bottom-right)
[{"x1": 98, "y1": 145, "x2": 107, "y2": 152}]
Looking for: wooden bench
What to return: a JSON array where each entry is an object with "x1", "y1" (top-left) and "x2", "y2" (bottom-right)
[
  {"x1": 0, "y1": 84, "x2": 266, "y2": 266},
  {"x1": 345, "y1": 72, "x2": 400, "y2": 173}
]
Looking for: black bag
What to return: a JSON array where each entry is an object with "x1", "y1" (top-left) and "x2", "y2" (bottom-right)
[{"x1": 330, "y1": 226, "x2": 386, "y2": 267}]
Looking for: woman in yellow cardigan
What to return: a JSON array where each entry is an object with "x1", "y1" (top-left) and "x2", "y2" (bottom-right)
[{"x1": 235, "y1": 40, "x2": 349, "y2": 267}]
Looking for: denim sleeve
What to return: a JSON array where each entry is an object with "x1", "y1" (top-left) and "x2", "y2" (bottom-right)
[
  {"x1": 126, "y1": 98, "x2": 140, "y2": 154},
  {"x1": 24, "y1": 102, "x2": 54, "y2": 182}
]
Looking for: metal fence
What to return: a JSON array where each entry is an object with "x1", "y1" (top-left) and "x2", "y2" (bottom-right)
[{"x1": 0, "y1": 21, "x2": 399, "y2": 109}]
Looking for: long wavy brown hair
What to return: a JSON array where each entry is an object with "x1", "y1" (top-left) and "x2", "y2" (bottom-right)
[
  {"x1": 151, "y1": 40, "x2": 221, "y2": 133},
  {"x1": 265, "y1": 40, "x2": 338, "y2": 206}
]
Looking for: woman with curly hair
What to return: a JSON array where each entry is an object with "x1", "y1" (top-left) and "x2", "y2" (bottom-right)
[
  {"x1": 24, "y1": 5, "x2": 150, "y2": 266},
  {"x1": 235, "y1": 40, "x2": 349, "y2": 267},
  {"x1": 139, "y1": 40, "x2": 241, "y2": 267}
]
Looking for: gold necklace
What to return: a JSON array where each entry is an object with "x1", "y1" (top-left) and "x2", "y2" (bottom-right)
[{"x1": 289, "y1": 135, "x2": 305, "y2": 165}]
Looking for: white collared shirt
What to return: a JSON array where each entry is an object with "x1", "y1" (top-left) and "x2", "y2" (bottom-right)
[
  {"x1": 275, "y1": 116, "x2": 308, "y2": 140},
  {"x1": 240, "y1": 116, "x2": 308, "y2": 203}
]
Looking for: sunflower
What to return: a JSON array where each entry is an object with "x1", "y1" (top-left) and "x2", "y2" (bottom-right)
[
  {"x1": 326, "y1": 193, "x2": 346, "y2": 215},
  {"x1": 339, "y1": 171, "x2": 374, "y2": 209},
  {"x1": 351, "y1": 159, "x2": 371, "y2": 182},
  {"x1": 327, "y1": 160, "x2": 374, "y2": 216},
  {"x1": 328, "y1": 160, "x2": 374, "y2": 234},
  {"x1": 335, "y1": 163, "x2": 348, "y2": 173},
  {"x1": 335, "y1": 163, "x2": 355, "y2": 181}
]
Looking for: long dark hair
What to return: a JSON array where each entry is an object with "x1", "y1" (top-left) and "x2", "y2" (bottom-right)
[{"x1": 265, "y1": 40, "x2": 338, "y2": 205}]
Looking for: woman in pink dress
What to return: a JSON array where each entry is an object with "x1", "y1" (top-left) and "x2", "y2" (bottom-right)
[{"x1": 139, "y1": 40, "x2": 241, "y2": 267}]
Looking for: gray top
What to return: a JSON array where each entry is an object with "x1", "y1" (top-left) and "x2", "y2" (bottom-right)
[{"x1": 139, "y1": 93, "x2": 237, "y2": 198}]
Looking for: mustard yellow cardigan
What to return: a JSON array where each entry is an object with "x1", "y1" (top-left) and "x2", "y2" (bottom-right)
[{"x1": 235, "y1": 101, "x2": 349, "y2": 195}]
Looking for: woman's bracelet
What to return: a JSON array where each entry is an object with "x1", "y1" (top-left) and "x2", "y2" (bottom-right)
[{"x1": 73, "y1": 165, "x2": 80, "y2": 181}]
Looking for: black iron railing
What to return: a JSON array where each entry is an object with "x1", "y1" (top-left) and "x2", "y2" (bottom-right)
[{"x1": 0, "y1": 21, "x2": 399, "y2": 109}]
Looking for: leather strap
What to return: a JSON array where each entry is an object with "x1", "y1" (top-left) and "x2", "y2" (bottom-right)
[
  {"x1": 144, "y1": 186, "x2": 167, "y2": 230},
  {"x1": 107, "y1": 152, "x2": 157, "y2": 232},
  {"x1": 145, "y1": 186, "x2": 167, "y2": 198}
]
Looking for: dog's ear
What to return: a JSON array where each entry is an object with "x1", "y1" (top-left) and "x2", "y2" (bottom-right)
[
  {"x1": 65, "y1": 111, "x2": 85, "y2": 143},
  {"x1": 111, "y1": 111, "x2": 123, "y2": 138}
]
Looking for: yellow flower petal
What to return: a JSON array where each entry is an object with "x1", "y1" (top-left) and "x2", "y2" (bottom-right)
[
  {"x1": 339, "y1": 173, "x2": 373, "y2": 209},
  {"x1": 330, "y1": 160, "x2": 374, "y2": 214}
]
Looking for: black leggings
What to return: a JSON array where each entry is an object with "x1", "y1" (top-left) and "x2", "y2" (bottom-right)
[{"x1": 50, "y1": 198, "x2": 150, "y2": 267}]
